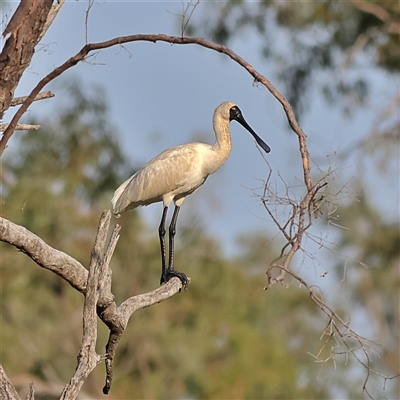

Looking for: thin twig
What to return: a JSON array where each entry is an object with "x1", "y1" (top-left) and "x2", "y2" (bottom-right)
[
  {"x1": 26, "y1": 382, "x2": 34, "y2": 400},
  {"x1": 0, "y1": 123, "x2": 40, "y2": 131},
  {"x1": 84, "y1": 0, "x2": 94, "y2": 44},
  {"x1": 10, "y1": 91, "x2": 55, "y2": 107},
  {"x1": 181, "y1": 0, "x2": 200, "y2": 37}
]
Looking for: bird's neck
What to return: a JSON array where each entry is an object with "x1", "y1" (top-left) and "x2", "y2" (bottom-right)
[{"x1": 211, "y1": 114, "x2": 232, "y2": 164}]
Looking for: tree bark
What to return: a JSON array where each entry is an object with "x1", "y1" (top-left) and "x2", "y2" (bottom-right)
[
  {"x1": 0, "y1": 0, "x2": 54, "y2": 119},
  {"x1": 0, "y1": 364, "x2": 21, "y2": 400}
]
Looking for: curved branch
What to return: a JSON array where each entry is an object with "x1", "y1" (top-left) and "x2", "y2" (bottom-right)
[
  {"x1": 0, "y1": 216, "x2": 88, "y2": 293},
  {"x1": 102, "y1": 277, "x2": 185, "y2": 395},
  {"x1": 0, "y1": 33, "x2": 312, "y2": 191}
]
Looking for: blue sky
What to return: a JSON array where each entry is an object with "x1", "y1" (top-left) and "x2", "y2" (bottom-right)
[{"x1": 2, "y1": 1, "x2": 398, "y2": 263}]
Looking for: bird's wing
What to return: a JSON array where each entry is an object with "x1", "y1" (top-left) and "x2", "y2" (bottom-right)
[{"x1": 114, "y1": 144, "x2": 203, "y2": 213}]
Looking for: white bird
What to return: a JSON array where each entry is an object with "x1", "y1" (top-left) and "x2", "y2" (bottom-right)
[{"x1": 112, "y1": 101, "x2": 271, "y2": 288}]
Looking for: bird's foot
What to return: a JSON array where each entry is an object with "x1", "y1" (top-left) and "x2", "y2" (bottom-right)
[{"x1": 160, "y1": 269, "x2": 189, "y2": 291}]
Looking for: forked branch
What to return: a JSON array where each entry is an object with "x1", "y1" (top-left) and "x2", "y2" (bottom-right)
[
  {"x1": 59, "y1": 212, "x2": 111, "y2": 399},
  {"x1": 0, "y1": 211, "x2": 188, "y2": 395}
]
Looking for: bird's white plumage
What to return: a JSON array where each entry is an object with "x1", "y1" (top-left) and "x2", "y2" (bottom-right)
[{"x1": 112, "y1": 101, "x2": 236, "y2": 216}]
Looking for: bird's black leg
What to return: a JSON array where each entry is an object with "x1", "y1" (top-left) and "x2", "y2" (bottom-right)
[
  {"x1": 158, "y1": 207, "x2": 168, "y2": 285},
  {"x1": 161, "y1": 205, "x2": 188, "y2": 289},
  {"x1": 168, "y1": 205, "x2": 180, "y2": 270}
]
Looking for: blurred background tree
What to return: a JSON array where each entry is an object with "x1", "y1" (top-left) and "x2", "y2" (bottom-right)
[{"x1": 187, "y1": 0, "x2": 400, "y2": 397}]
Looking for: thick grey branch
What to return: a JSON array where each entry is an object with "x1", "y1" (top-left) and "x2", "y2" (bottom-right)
[
  {"x1": 102, "y1": 276, "x2": 186, "y2": 395},
  {"x1": 60, "y1": 212, "x2": 110, "y2": 399},
  {"x1": 0, "y1": 217, "x2": 88, "y2": 293},
  {"x1": 0, "y1": 212, "x2": 188, "y2": 395},
  {"x1": 119, "y1": 277, "x2": 185, "y2": 323}
]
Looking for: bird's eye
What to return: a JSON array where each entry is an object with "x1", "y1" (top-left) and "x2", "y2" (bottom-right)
[{"x1": 229, "y1": 106, "x2": 241, "y2": 121}]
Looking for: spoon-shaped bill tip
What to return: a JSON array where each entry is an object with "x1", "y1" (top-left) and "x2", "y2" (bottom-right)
[
  {"x1": 231, "y1": 106, "x2": 271, "y2": 153},
  {"x1": 253, "y1": 135, "x2": 271, "y2": 153}
]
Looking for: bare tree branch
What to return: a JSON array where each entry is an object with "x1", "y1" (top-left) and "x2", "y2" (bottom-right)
[
  {"x1": 0, "y1": 364, "x2": 20, "y2": 400},
  {"x1": 0, "y1": 216, "x2": 88, "y2": 293},
  {"x1": 37, "y1": 0, "x2": 65, "y2": 43},
  {"x1": 26, "y1": 382, "x2": 34, "y2": 400},
  {"x1": 0, "y1": 211, "x2": 189, "y2": 395},
  {"x1": 180, "y1": 0, "x2": 200, "y2": 37},
  {"x1": 102, "y1": 276, "x2": 185, "y2": 395},
  {"x1": 10, "y1": 91, "x2": 54, "y2": 107},
  {"x1": 60, "y1": 212, "x2": 110, "y2": 399},
  {"x1": 0, "y1": 33, "x2": 312, "y2": 196},
  {"x1": 0, "y1": 123, "x2": 40, "y2": 131}
]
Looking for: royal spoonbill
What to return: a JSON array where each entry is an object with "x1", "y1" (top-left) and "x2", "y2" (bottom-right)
[{"x1": 112, "y1": 101, "x2": 271, "y2": 289}]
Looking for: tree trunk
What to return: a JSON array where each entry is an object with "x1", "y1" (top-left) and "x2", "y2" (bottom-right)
[{"x1": 0, "y1": 0, "x2": 53, "y2": 119}]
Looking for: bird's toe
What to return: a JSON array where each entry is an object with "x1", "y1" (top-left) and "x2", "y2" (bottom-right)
[{"x1": 161, "y1": 270, "x2": 189, "y2": 291}]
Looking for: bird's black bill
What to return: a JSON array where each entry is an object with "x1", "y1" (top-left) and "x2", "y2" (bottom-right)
[{"x1": 230, "y1": 106, "x2": 271, "y2": 153}]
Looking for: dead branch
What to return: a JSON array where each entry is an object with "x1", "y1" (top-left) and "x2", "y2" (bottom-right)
[
  {"x1": 60, "y1": 212, "x2": 110, "y2": 399},
  {"x1": 269, "y1": 263, "x2": 399, "y2": 396},
  {"x1": 0, "y1": 33, "x2": 311, "y2": 197},
  {"x1": 259, "y1": 159, "x2": 400, "y2": 394},
  {"x1": 26, "y1": 382, "x2": 34, "y2": 400},
  {"x1": 0, "y1": 123, "x2": 40, "y2": 131},
  {"x1": 180, "y1": 1, "x2": 200, "y2": 37},
  {"x1": 0, "y1": 364, "x2": 20, "y2": 400},
  {"x1": 10, "y1": 91, "x2": 54, "y2": 107},
  {"x1": 102, "y1": 276, "x2": 185, "y2": 395},
  {"x1": 84, "y1": 0, "x2": 95, "y2": 44},
  {"x1": 262, "y1": 172, "x2": 328, "y2": 289},
  {"x1": 38, "y1": 0, "x2": 65, "y2": 43},
  {"x1": 0, "y1": 216, "x2": 88, "y2": 293},
  {"x1": 0, "y1": 211, "x2": 188, "y2": 395}
]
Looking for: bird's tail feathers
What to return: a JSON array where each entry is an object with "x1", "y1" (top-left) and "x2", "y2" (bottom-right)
[{"x1": 111, "y1": 176, "x2": 134, "y2": 216}]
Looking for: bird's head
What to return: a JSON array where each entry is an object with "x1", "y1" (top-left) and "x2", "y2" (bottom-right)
[
  {"x1": 213, "y1": 101, "x2": 236, "y2": 123},
  {"x1": 215, "y1": 101, "x2": 271, "y2": 154}
]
